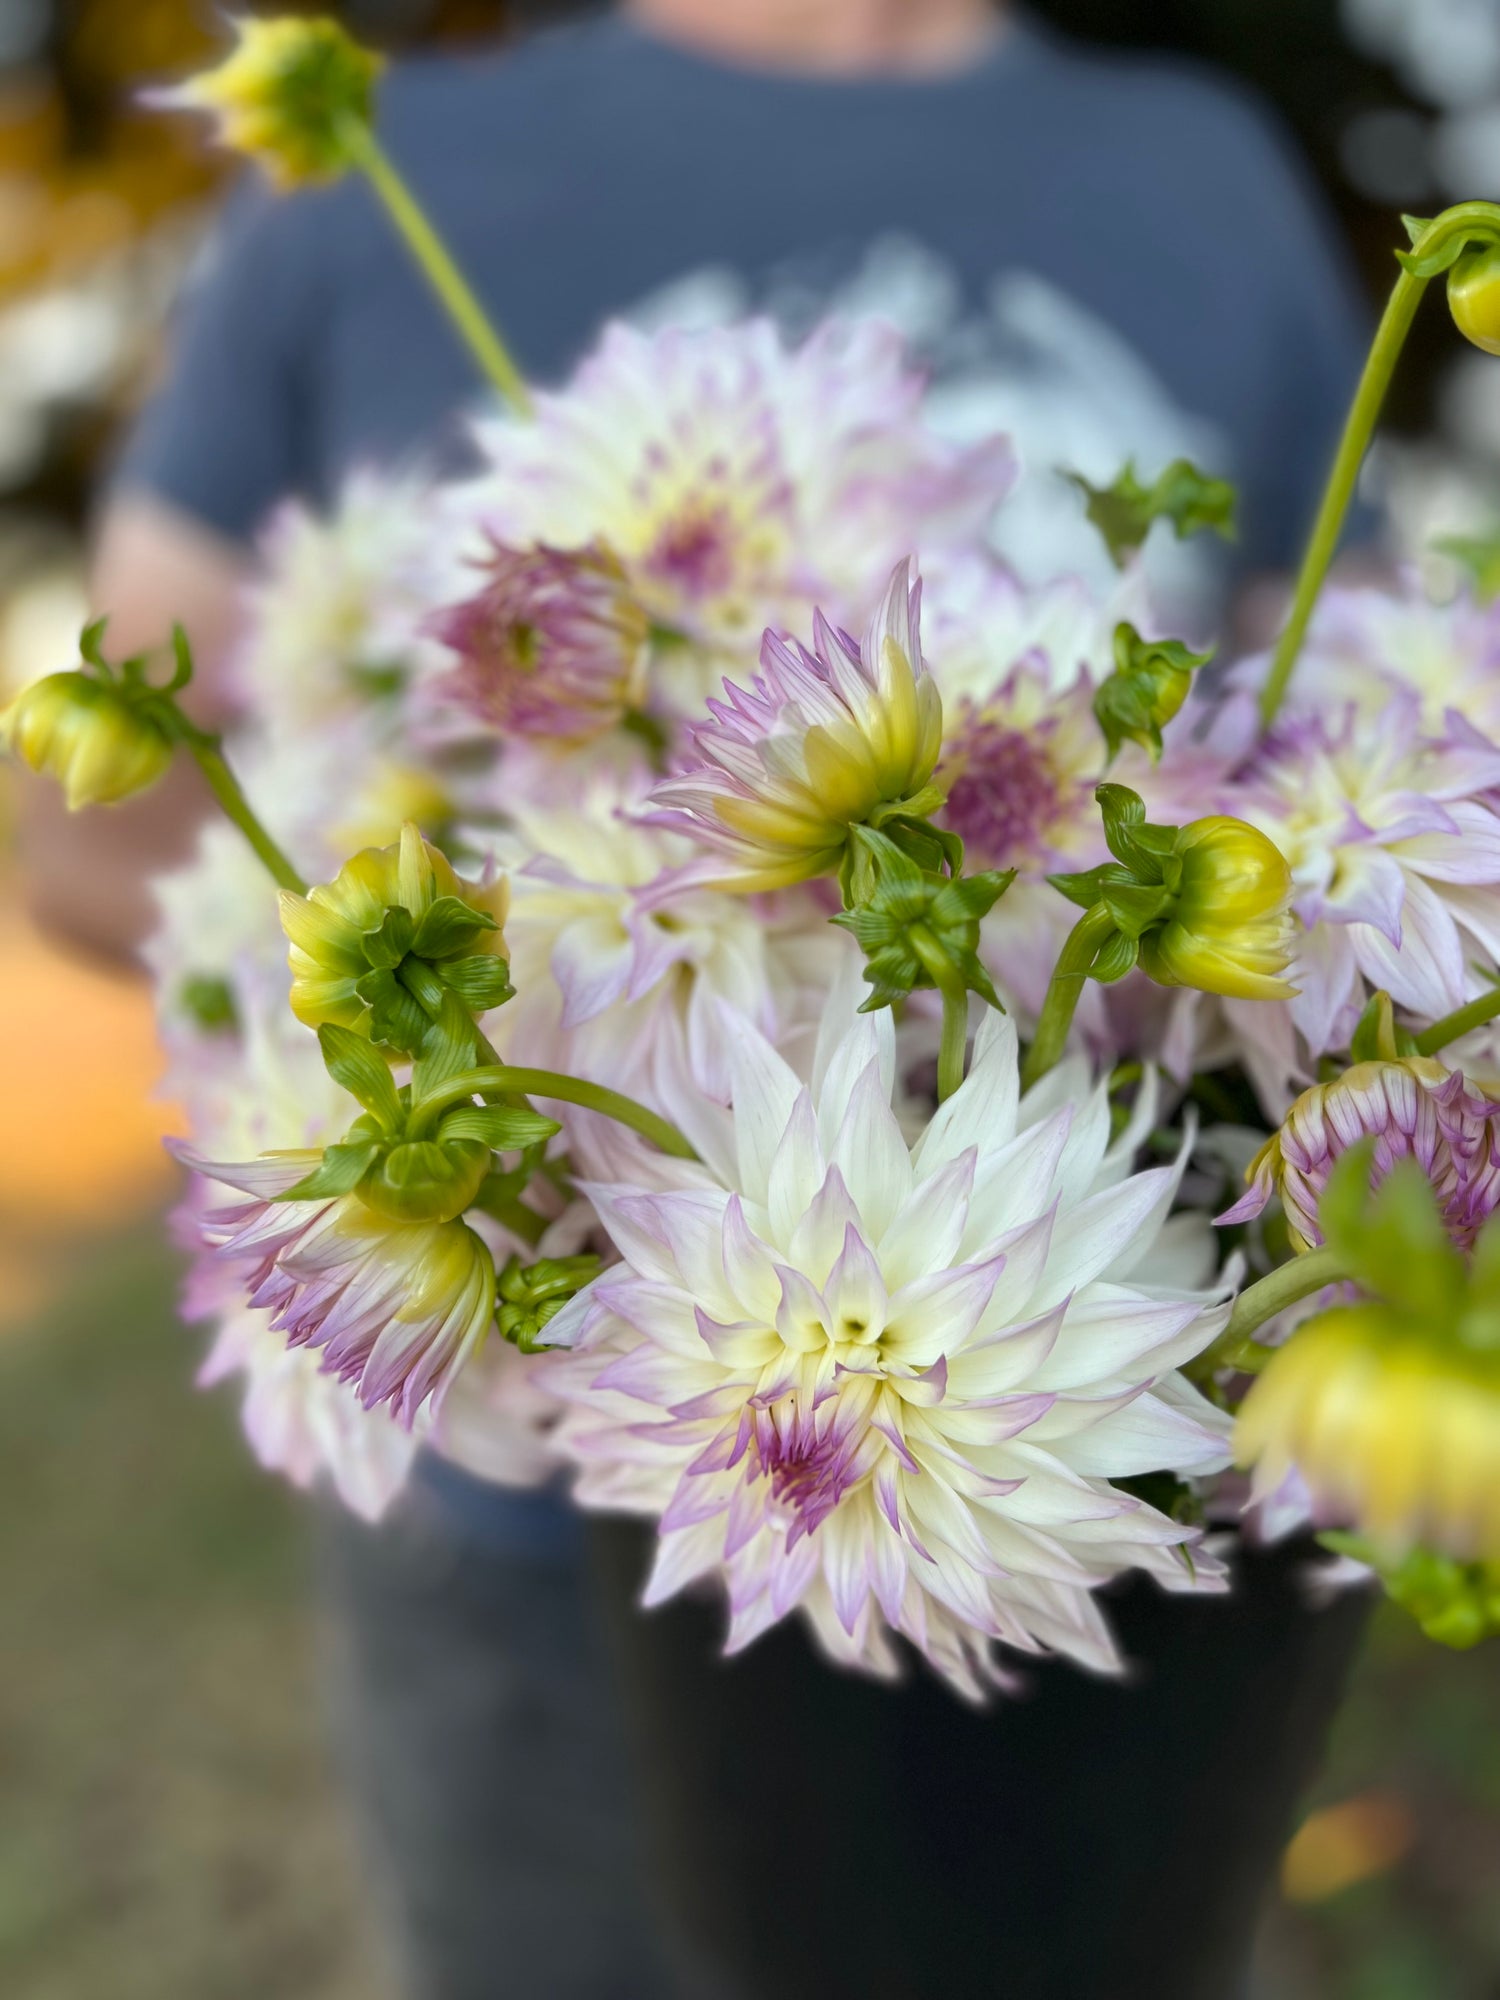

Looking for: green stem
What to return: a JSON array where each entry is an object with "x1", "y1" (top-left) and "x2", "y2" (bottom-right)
[
  {"x1": 909, "y1": 922, "x2": 969, "y2": 1101},
  {"x1": 1021, "y1": 904, "x2": 1118, "y2": 1090},
  {"x1": 1188, "y1": 1245, "x2": 1347, "y2": 1383},
  {"x1": 415, "y1": 1066, "x2": 698, "y2": 1160},
  {"x1": 1259, "y1": 264, "x2": 1427, "y2": 727},
  {"x1": 342, "y1": 121, "x2": 533, "y2": 417},
  {"x1": 1414, "y1": 986, "x2": 1500, "y2": 1057},
  {"x1": 177, "y1": 728, "x2": 307, "y2": 894},
  {"x1": 472, "y1": 1181, "x2": 550, "y2": 1247}
]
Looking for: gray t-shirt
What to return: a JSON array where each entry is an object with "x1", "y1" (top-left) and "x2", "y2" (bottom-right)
[{"x1": 121, "y1": 12, "x2": 1369, "y2": 583}]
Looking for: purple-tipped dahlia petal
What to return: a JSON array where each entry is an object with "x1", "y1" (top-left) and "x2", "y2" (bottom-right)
[
  {"x1": 1225, "y1": 1057, "x2": 1500, "y2": 1251},
  {"x1": 177, "y1": 1149, "x2": 497, "y2": 1428},
  {"x1": 549, "y1": 1001, "x2": 1235, "y2": 1700}
]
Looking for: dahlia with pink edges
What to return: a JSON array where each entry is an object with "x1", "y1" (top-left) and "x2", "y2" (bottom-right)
[
  {"x1": 449, "y1": 318, "x2": 1014, "y2": 707},
  {"x1": 544, "y1": 998, "x2": 1235, "y2": 1700}
]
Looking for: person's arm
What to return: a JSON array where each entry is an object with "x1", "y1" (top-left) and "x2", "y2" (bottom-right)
[{"x1": 19, "y1": 185, "x2": 322, "y2": 965}]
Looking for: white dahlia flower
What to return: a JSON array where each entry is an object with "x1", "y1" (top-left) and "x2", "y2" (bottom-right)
[{"x1": 546, "y1": 1001, "x2": 1235, "y2": 1699}]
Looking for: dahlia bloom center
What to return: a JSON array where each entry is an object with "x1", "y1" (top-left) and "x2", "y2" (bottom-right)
[{"x1": 941, "y1": 707, "x2": 1087, "y2": 869}]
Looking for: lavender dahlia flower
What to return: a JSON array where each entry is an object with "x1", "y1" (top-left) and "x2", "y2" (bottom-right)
[
  {"x1": 175, "y1": 1148, "x2": 495, "y2": 1429},
  {"x1": 1224, "y1": 1057, "x2": 1500, "y2": 1252},
  {"x1": 432, "y1": 539, "x2": 650, "y2": 744},
  {"x1": 546, "y1": 1001, "x2": 1234, "y2": 1699},
  {"x1": 650, "y1": 560, "x2": 943, "y2": 893}
]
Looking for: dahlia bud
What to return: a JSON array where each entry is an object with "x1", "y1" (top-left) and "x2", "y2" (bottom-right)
[
  {"x1": 1448, "y1": 241, "x2": 1500, "y2": 357},
  {"x1": 496, "y1": 1252, "x2": 602, "y2": 1354},
  {"x1": 1236, "y1": 1153, "x2": 1500, "y2": 1565},
  {"x1": 1050, "y1": 786, "x2": 1295, "y2": 1002},
  {"x1": 433, "y1": 540, "x2": 650, "y2": 744},
  {"x1": 1064, "y1": 456, "x2": 1237, "y2": 568},
  {"x1": 832, "y1": 837, "x2": 1011, "y2": 1014},
  {"x1": 1, "y1": 671, "x2": 173, "y2": 809},
  {"x1": 280, "y1": 822, "x2": 511, "y2": 1053},
  {"x1": 151, "y1": 16, "x2": 382, "y2": 189},
  {"x1": 1092, "y1": 624, "x2": 1211, "y2": 763},
  {"x1": 1139, "y1": 815, "x2": 1296, "y2": 1001}
]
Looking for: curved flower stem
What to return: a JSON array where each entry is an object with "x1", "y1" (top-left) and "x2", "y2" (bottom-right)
[
  {"x1": 909, "y1": 922, "x2": 969, "y2": 1101},
  {"x1": 1021, "y1": 904, "x2": 1118, "y2": 1091},
  {"x1": 415, "y1": 1065, "x2": 699, "y2": 1160},
  {"x1": 1259, "y1": 265, "x2": 1427, "y2": 727},
  {"x1": 1414, "y1": 986, "x2": 1500, "y2": 1056},
  {"x1": 340, "y1": 120, "x2": 533, "y2": 418},
  {"x1": 170, "y1": 719, "x2": 307, "y2": 894},
  {"x1": 1188, "y1": 1245, "x2": 1348, "y2": 1383}
]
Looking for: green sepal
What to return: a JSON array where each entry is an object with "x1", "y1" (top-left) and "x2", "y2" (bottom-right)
[
  {"x1": 1064, "y1": 456, "x2": 1238, "y2": 568},
  {"x1": 496, "y1": 1251, "x2": 603, "y2": 1354},
  {"x1": 1048, "y1": 861, "x2": 1138, "y2": 912},
  {"x1": 1098, "y1": 881, "x2": 1174, "y2": 940},
  {"x1": 277, "y1": 1139, "x2": 383, "y2": 1203},
  {"x1": 1319, "y1": 1531, "x2": 1500, "y2": 1651},
  {"x1": 1089, "y1": 929, "x2": 1141, "y2": 985},
  {"x1": 1348, "y1": 989, "x2": 1417, "y2": 1063},
  {"x1": 438, "y1": 953, "x2": 515, "y2": 1013},
  {"x1": 78, "y1": 616, "x2": 112, "y2": 678},
  {"x1": 439, "y1": 1104, "x2": 561, "y2": 1152},
  {"x1": 363, "y1": 905, "x2": 415, "y2": 970},
  {"x1": 318, "y1": 1022, "x2": 403, "y2": 1129},
  {"x1": 412, "y1": 992, "x2": 485, "y2": 1100},
  {"x1": 410, "y1": 894, "x2": 499, "y2": 960},
  {"x1": 355, "y1": 967, "x2": 432, "y2": 1055},
  {"x1": 358, "y1": 1136, "x2": 491, "y2": 1225}
]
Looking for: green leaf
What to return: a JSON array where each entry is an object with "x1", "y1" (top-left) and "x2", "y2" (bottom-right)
[
  {"x1": 412, "y1": 991, "x2": 486, "y2": 1099},
  {"x1": 277, "y1": 1140, "x2": 382, "y2": 1202},
  {"x1": 439, "y1": 1105, "x2": 562, "y2": 1151},
  {"x1": 317, "y1": 1023, "x2": 404, "y2": 1129},
  {"x1": 1064, "y1": 457, "x2": 1238, "y2": 568},
  {"x1": 362, "y1": 905, "x2": 414, "y2": 970},
  {"x1": 439, "y1": 953, "x2": 516, "y2": 1014},
  {"x1": 410, "y1": 895, "x2": 498, "y2": 960}
]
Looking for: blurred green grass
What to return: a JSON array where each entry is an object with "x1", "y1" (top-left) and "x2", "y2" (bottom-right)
[
  {"x1": 0, "y1": 1222, "x2": 392, "y2": 2000},
  {"x1": 2, "y1": 1222, "x2": 1497, "y2": 2000}
]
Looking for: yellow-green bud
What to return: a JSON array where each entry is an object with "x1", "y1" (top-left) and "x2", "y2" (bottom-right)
[
  {"x1": 154, "y1": 15, "x2": 383, "y2": 189},
  {"x1": 1449, "y1": 242, "x2": 1500, "y2": 357},
  {"x1": 1139, "y1": 816, "x2": 1295, "y2": 1001},
  {"x1": 0, "y1": 671, "x2": 173, "y2": 810},
  {"x1": 281, "y1": 823, "x2": 511, "y2": 1052},
  {"x1": 357, "y1": 1137, "x2": 491, "y2": 1226}
]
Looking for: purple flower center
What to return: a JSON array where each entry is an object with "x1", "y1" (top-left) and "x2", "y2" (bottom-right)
[
  {"x1": 750, "y1": 1393, "x2": 865, "y2": 1546},
  {"x1": 645, "y1": 505, "x2": 738, "y2": 602},
  {"x1": 941, "y1": 710, "x2": 1079, "y2": 869}
]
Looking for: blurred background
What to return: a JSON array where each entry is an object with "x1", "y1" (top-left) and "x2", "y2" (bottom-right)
[{"x1": 1, "y1": 3, "x2": 1498, "y2": 1996}]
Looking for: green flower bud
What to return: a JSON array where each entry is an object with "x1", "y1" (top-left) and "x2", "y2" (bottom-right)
[
  {"x1": 1052, "y1": 786, "x2": 1295, "y2": 1002},
  {"x1": 281, "y1": 822, "x2": 512, "y2": 1054},
  {"x1": 1093, "y1": 624, "x2": 1212, "y2": 763},
  {"x1": 1449, "y1": 241, "x2": 1500, "y2": 357},
  {"x1": 1, "y1": 671, "x2": 173, "y2": 810},
  {"x1": 497, "y1": 1252, "x2": 603, "y2": 1354},
  {"x1": 154, "y1": 16, "x2": 383, "y2": 189},
  {"x1": 356, "y1": 1137, "x2": 492, "y2": 1226},
  {"x1": 832, "y1": 838, "x2": 1012, "y2": 1014}
]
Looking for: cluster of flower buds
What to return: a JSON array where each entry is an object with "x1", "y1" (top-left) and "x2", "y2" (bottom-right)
[
  {"x1": 496, "y1": 1253, "x2": 603, "y2": 1354},
  {"x1": 1092, "y1": 623, "x2": 1211, "y2": 764},
  {"x1": 1051, "y1": 783, "x2": 1295, "y2": 1001},
  {"x1": 151, "y1": 14, "x2": 382, "y2": 188},
  {"x1": 1, "y1": 620, "x2": 179, "y2": 809},
  {"x1": 832, "y1": 832, "x2": 1009, "y2": 1016},
  {"x1": 281, "y1": 824, "x2": 512, "y2": 1055}
]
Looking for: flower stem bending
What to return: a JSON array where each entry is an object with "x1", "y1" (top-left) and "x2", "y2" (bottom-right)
[
  {"x1": 1414, "y1": 985, "x2": 1500, "y2": 1056},
  {"x1": 414, "y1": 1066, "x2": 699, "y2": 1161},
  {"x1": 1188, "y1": 1245, "x2": 1348, "y2": 1382},
  {"x1": 1259, "y1": 265, "x2": 1426, "y2": 726},
  {"x1": 1022, "y1": 904, "x2": 1118, "y2": 1090},
  {"x1": 340, "y1": 120, "x2": 533, "y2": 418},
  {"x1": 175, "y1": 724, "x2": 307, "y2": 894}
]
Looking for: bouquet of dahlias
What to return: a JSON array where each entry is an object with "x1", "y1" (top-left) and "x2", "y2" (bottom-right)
[{"x1": 10, "y1": 18, "x2": 1500, "y2": 1696}]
